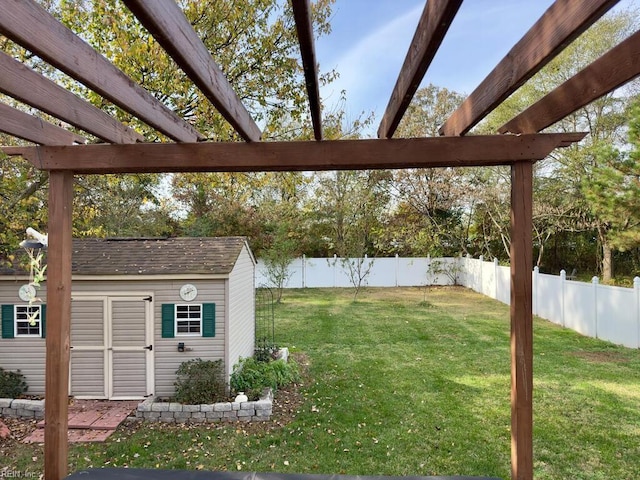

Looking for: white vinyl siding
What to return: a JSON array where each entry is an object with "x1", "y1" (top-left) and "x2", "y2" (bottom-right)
[
  {"x1": 227, "y1": 246, "x2": 256, "y2": 379},
  {"x1": 64, "y1": 279, "x2": 225, "y2": 398},
  {"x1": 0, "y1": 287, "x2": 47, "y2": 393}
]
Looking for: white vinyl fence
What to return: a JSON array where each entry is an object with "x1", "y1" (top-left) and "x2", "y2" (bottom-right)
[
  {"x1": 255, "y1": 255, "x2": 458, "y2": 289},
  {"x1": 460, "y1": 255, "x2": 640, "y2": 349},
  {"x1": 256, "y1": 255, "x2": 640, "y2": 349}
]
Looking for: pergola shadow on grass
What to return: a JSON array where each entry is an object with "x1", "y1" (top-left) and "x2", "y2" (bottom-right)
[{"x1": 1, "y1": 1, "x2": 639, "y2": 479}]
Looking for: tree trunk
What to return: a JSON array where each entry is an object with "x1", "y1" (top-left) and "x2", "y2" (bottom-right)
[{"x1": 602, "y1": 241, "x2": 613, "y2": 282}]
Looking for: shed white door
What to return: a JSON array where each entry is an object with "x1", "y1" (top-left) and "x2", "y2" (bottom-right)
[
  {"x1": 70, "y1": 298, "x2": 108, "y2": 398},
  {"x1": 108, "y1": 296, "x2": 154, "y2": 399},
  {"x1": 70, "y1": 294, "x2": 154, "y2": 400}
]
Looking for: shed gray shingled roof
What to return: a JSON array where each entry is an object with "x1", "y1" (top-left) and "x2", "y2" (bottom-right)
[{"x1": 1, "y1": 237, "x2": 250, "y2": 276}]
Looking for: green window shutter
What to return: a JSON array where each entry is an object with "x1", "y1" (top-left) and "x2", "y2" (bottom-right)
[
  {"x1": 2, "y1": 305, "x2": 14, "y2": 339},
  {"x1": 161, "y1": 304, "x2": 175, "y2": 338},
  {"x1": 40, "y1": 305, "x2": 47, "y2": 338},
  {"x1": 202, "y1": 303, "x2": 216, "y2": 337}
]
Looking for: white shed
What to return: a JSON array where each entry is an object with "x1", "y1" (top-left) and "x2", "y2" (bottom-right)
[{"x1": 0, "y1": 237, "x2": 256, "y2": 399}]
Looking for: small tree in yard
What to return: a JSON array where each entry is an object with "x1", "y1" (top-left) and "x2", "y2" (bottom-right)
[
  {"x1": 427, "y1": 257, "x2": 462, "y2": 286},
  {"x1": 262, "y1": 229, "x2": 298, "y2": 303},
  {"x1": 422, "y1": 257, "x2": 462, "y2": 303},
  {"x1": 339, "y1": 256, "x2": 374, "y2": 301}
]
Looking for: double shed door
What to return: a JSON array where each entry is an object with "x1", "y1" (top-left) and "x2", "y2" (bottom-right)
[{"x1": 70, "y1": 294, "x2": 154, "y2": 399}]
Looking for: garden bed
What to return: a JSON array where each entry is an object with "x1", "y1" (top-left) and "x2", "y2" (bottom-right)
[{"x1": 135, "y1": 388, "x2": 273, "y2": 423}]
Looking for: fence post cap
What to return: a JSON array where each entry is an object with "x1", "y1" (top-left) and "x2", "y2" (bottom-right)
[
  {"x1": 592, "y1": 276, "x2": 599, "y2": 284},
  {"x1": 634, "y1": 277, "x2": 640, "y2": 287},
  {"x1": 560, "y1": 269, "x2": 566, "y2": 278},
  {"x1": 534, "y1": 266, "x2": 539, "y2": 273}
]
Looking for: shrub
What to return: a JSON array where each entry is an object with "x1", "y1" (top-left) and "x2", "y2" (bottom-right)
[
  {"x1": 230, "y1": 357, "x2": 300, "y2": 400},
  {"x1": 0, "y1": 367, "x2": 28, "y2": 398},
  {"x1": 174, "y1": 359, "x2": 226, "y2": 404}
]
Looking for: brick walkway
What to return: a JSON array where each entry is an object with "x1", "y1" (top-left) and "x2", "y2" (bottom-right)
[{"x1": 22, "y1": 400, "x2": 138, "y2": 443}]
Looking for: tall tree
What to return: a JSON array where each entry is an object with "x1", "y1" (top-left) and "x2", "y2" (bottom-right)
[
  {"x1": 583, "y1": 100, "x2": 640, "y2": 267},
  {"x1": 482, "y1": 9, "x2": 640, "y2": 277},
  {"x1": 0, "y1": 0, "x2": 336, "y2": 262},
  {"x1": 387, "y1": 85, "x2": 472, "y2": 256}
]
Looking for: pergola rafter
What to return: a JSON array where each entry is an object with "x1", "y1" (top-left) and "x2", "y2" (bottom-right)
[
  {"x1": 500, "y1": 29, "x2": 640, "y2": 134},
  {"x1": 292, "y1": 0, "x2": 323, "y2": 141},
  {"x1": 377, "y1": 0, "x2": 463, "y2": 139},
  {"x1": 0, "y1": 50, "x2": 143, "y2": 144},
  {"x1": 439, "y1": 0, "x2": 621, "y2": 137},
  {"x1": 0, "y1": 101, "x2": 86, "y2": 145},
  {"x1": 0, "y1": 0, "x2": 204, "y2": 143},
  {"x1": 0, "y1": 1, "x2": 636, "y2": 480},
  {"x1": 122, "y1": 0, "x2": 261, "y2": 142}
]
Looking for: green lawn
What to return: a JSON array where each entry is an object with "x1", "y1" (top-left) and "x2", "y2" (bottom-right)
[{"x1": 6, "y1": 287, "x2": 640, "y2": 479}]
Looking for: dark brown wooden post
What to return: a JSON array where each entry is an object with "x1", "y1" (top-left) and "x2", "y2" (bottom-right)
[
  {"x1": 44, "y1": 171, "x2": 74, "y2": 480},
  {"x1": 510, "y1": 161, "x2": 534, "y2": 480}
]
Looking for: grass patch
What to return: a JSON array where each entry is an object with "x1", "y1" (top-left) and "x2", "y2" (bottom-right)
[{"x1": 3, "y1": 287, "x2": 639, "y2": 479}]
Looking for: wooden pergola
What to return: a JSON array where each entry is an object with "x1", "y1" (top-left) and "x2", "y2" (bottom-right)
[{"x1": 0, "y1": 1, "x2": 638, "y2": 479}]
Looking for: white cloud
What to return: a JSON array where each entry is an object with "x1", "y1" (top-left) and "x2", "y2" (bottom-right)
[{"x1": 318, "y1": 3, "x2": 424, "y2": 125}]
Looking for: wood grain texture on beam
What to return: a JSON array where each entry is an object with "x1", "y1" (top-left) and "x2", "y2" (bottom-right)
[
  {"x1": 0, "y1": 102, "x2": 86, "y2": 145},
  {"x1": 123, "y1": 0, "x2": 260, "y2": 142},
  {"x1": 500, "y1": 30, "x2": 640, "y2": 134},
  {"x1": 510, "y1": 162, "x2": 534, "y2": 480},
  {"x1": 439, "y1": 0, "x2": 620, "y2": 137},
  {"x1": 0, "y1": 146, "x2": 30, "y2": 156},
  {"x1": 18, "y1": 133, "x2": 585, "y2": 174},
  {"x1": 0, "y1": 51, "x2": 143, "y2": 144},
  {"x1": 0, "y1": 0, "x2": 204, "y2": 143},
  {"x1": 44, "y1": 171, "x2": 74, "y2": 480},
  {"x1": 292, "y1": 0, "x2": 323, "y2": 141},
  {"x1": 378, "y1": 0, "x2": 462, "y2": 139}
]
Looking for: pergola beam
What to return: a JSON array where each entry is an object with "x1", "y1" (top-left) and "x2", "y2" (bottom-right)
[
  {"x1": 123, "y1": 0, "x2": 261, "y2": 142},
  {"x1": 0, "y1": 102, "x2": 86, "y2": 145},
  {"x1": 0, "y1": 51, "x2": 142, "y2": 144},
  {"x1": 500, "y1": 29, "x2": 640, "y2": 134},
  {"x1": 439, "y1": 0, "x2": 620, "y2": 136},
  {"x1": 292, "y1": 0, "x2": 323, "y2": 141},
  {"x1": 378, "y1": 0, "x2": 463, "y2": 139},
  {"x1": 0, "y1": 0, "x2": 204, "y2": 143},
  {"x1": 8, "y1": 133, "x2": 586, "y2": 174}
]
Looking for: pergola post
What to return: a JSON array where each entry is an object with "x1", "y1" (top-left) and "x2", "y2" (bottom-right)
[
  {"x1": 44, "y1": 170, "x2": 74, "y2": 480},
  {"x1": 510, "y1": 161, "x2": 534, "y2": 480}
]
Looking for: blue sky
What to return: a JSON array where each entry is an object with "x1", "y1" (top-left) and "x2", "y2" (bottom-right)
[{"x1": 314, "y1": 0, "x2": 633, "y2": 137}]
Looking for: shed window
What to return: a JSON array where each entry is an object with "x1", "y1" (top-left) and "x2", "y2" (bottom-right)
[
  {"x1": 15, "y1": 305, "x2": 43, "y2": 337},
  {"x1": 162, "y1": 303, "x2": 214, "y2": 338},
  {"x1": 175, "y1": 304, "x2": 202, "y2": 335}
]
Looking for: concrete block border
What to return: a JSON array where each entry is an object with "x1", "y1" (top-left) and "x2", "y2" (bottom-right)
[
  {"x1": 0, "y1": 398, "x2": 45, "y2": 419},
  {"x1": 0, "y1": 389, "x2": 273, "y2": 425},
  {"x1": 136, "y1": 388, "x2": 273, "y2": 424}
]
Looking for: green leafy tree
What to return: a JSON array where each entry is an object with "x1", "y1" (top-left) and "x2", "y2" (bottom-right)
[
  {"x1": 482, "y1": 9, "x2": 640, "y2": 277},
  {"x1": 388, "y1": 85, "x2": 472, "y2": 256},
  {"x1": 0, "y1": 0, "x2": 336, "y2": 261},
  {"x1": 582, "y1": 101, "x2": 640, "y2": 275}
]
